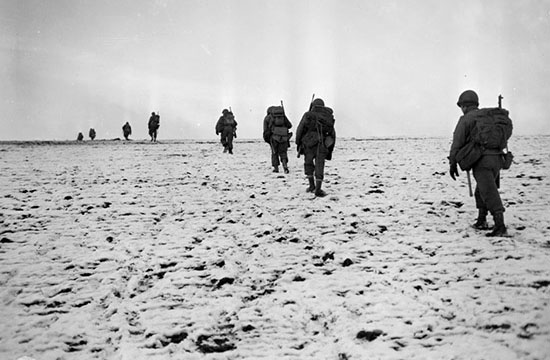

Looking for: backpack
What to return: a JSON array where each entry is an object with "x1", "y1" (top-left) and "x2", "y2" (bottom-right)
[
  {"x1": 269, "y1": 106, "x2": 286, "y2": 127},
  {"x1": 314, "y1": 107, "x2": 335, "y2": 147},
  {"x1": 456, "y1": 108, "x2": 513, "y2": 171},
  {"x1": 267, "y1": 106, "x2": 289, "y2": 137},
  {"x1": 301, "y1": 107, "x2": 335, "y2": 149},
  {"x1": 224, "y1": 114, "x2": 235, "y2": 126},
  {"x1": 471, "y1": 108, "x2": 513, "y2": 150}
]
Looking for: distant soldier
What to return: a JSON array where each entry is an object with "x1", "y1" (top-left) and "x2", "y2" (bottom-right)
[
  {"x1": 89, "y1": 128, "x2": 96, "y2": 140},
  {"x1": 122, "y1": 122, "x2": 132, "y2": 140},
  {"x1": 263, "y1": 105, "x2": 292, "y2": 173},
  {"x1": 215, "y1": 109, "x2": 238, "y2": 154},
  {"x1": 77, "y1": 132, "x2": 84, "y2": 141},
  {"x1": 148, "y1": 112, "x2": 160, "y2": 142},
  {"x1": 449, "y1": 90, "x2": 513, "y2": 237},
  {"x1": 295, "y1": 98, "x2": 336, "y2": 197}
]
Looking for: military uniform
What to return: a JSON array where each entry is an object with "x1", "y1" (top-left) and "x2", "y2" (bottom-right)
[
  {"x1": 295, "y1": 98, "x2": 336, "y2": 197},
  {"x1": 148, "y1": 112, "x2": 160, "y2": 142},
  {"x1": 449, "y1": 90, "x2": 508, "y2": 236},
  {"x1": 122, "y1": 122, "x2": 132, "y2": 140},
  {"x1": 263, "y1": 106, "x2": 292, "y2": 173},
  {"x1": 216, "y1": 109, "x2": 237, "y2": 154}
]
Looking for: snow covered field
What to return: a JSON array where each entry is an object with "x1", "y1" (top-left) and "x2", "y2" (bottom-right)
[{"x1": 0, "y1": 136, "x2": 549, "y2": 360}]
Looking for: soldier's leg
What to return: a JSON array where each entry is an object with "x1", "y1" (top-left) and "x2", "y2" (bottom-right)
[
  {"x1": 314, "y1": 156, "x2": 326, "y2": 197},
  {"x1": 304, "y1": 148, "x2": 315, "y2": 192},
  {"x1": 227, "y1": 131, "x2": 234, "y2": 154},
  {"x1": 220, "y1": 134, "x2": 227, "y2": 152},
  {"x1": 473, "y1": 160, "x2": 506, "y2": 236},
  {"x1": 271, "y1": 140, "x2": 280, "y2": 171},
  {"x1": 473, "y1": 186, "x2": 489, "y2": 229},
  {"x1": 280, "y1": 141, "x2": 289, "y2": 173},
  {"x1": 474, "y1": 161, "x2": 504, "y2": 215}
]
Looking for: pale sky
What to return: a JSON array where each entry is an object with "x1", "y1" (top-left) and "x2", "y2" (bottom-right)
[{"x1": 1, "y1": 0, "x2": 549, "y2": 140}]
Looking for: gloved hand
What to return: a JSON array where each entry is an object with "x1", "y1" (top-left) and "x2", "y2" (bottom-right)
[
  {"x1": 450, "y1": 162, "x2": 459, "y2": 180},
  {"x1": 216, "y1": 131, "x2": 219, "y2": 135}
]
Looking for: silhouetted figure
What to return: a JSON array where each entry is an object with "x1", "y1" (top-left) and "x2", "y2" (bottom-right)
[
  {"x1": 263, "y1": 105, "x2": 292, "y2": 173},
  {"x1": 148, "y1": 112, "x2": 160, "y2": 142},
  {"x1": 89, "y1": 128, "x2": 96, "y2": 140},
  {"x1": 122, "y1": 122, "x2": 132, "y2": 140},
  {"x1": 296, "y1": 98, "x2": 336, "y2": 197},
  {"x1": 449, "y1": 90, "x2": 513, "y2": 237},
  {"x1": 77, "y1": 132, "x2": 84, "y2": 141},
  {"x1": 215, "y1": 109, "x2": 237, "y2": 154}
]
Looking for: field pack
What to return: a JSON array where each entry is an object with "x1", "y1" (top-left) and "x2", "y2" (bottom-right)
[
  {"x1": 471, "y1": 108, "x2": 513, "y2": 150},
  {"x1": 267, "y1": 106, "x2": 289, "y2": 138},
  {"x1": 224, "y1": 114, "x2": 236, "y2": 126},
  {"x1": 315, "y1": 107, "x2": 335, "y2": 148},
  {"x1": 456, "y1": 108, "x2": 513, "y2": 171},
  {"x1": 268, "y1": 106, "x2": 286, "y2": 127}
]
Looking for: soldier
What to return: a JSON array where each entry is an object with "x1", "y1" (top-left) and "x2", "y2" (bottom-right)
[
  {"x1": 295, "y1": 98, "x2": 336, "y2": 197},
  {"x1": 148, "y1": 112, "x2": 160, "y2": 142},
  {"x1": 77, "y1": 132, "x2": 84, "y2": 141},
  {"x1": 215, "y1": 109, "x2": 238, "y2": 154},
  {"x1": 89, "y1": 128, "x2": 96, "y2": 140},
  {"x1": 263, "y1": 105, "x2": 292, "y2": 173},
  {"x1": 122, "y1": 122, "x2": 132, "y2": 140},
  {"x1": 449, "y1": 90, "x2": 511, "y2": 237}
]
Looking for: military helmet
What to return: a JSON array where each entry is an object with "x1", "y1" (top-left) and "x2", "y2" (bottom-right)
[
  {"x1": 457, "y1": 90, "x2": 479, "y2": 107},
  {"x1": 222, "y1": 109, "x2": 229, "y2": 114},
  {"x1": 312, "y1": 98, "x2": 325, "y2": 107}
]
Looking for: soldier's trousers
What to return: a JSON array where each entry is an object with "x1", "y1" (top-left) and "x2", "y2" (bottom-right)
[
  {"x1": 472, "y1": 154, "x2": 504, "y2": 214},
  {"x1": 270, "y1": 139, "x2": 289, "y2": 167},
  {"x1": 221, "y1": 128, "x2": 234, "y2": 151},
  {"x1": 303, "y1": 144, "x2": 328, "y2": 180}
]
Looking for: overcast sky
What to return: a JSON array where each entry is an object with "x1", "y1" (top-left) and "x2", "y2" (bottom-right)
[{"x1": 1, "y1": 0, "x2": 549, "y2": 140}]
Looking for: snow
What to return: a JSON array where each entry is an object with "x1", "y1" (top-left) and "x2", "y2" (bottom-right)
[{"x1": 0, "y1": 136, "x2": 549, "y2": 359}]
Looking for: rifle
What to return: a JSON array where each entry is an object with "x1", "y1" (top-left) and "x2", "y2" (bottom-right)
[
  {"x1": 498, "y1": 94, "x2": 503, "y2": 109},
  {"x1": 466, "y1": 171, "x2": 473, "y2": 197}
]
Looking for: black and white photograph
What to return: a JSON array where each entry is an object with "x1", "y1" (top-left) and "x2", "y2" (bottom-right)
[{"x1": 1, "y1": 0, "x2": 549, "y2": 359}]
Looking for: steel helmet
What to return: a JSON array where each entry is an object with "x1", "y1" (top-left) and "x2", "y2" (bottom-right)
[
  {"x1": 222, "y1": 109, "x2": 229, "y2": 114},
  {"x1": 457, "y1": 90, "x2": 479, "y2": 107},
  {"x1": 312, "y1": 98, "x2": 325, "y2": 107}
]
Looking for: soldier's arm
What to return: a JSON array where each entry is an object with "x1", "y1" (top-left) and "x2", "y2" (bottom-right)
[
  {"x1": 449, "y1": 117, "x2": 468, "y2": 163},
  {"x1": 295, "y1": 114, "x2": 307, "y2": 145}
]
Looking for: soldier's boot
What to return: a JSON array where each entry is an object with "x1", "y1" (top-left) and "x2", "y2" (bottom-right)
[
  {"x1": 273, "y1": 166, "x2": 279, "y2": 173},
  {"x1": 282, "y1": 160, "x2": 289, "y2": 174},
  {"x1": 472, "y1": 209, "x2": 489, "y2": 230},
  {"x1": 486, "y1": 211, "x2": 508, "y2": 237},
  {"x1": 306, "y1": 176, "x2": 315, "y2": 193},
  {"x1": 314, "y1": 179, "x2": 326, "y2": 197}
]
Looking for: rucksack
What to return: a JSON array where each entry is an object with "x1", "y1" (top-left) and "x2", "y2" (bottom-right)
[
  {"x1": 471, "y1": 108, "x2": 513, "y2": 150},
  {"x1": 268, "y1": 106, "x2": 286, "y2": 127},
  {"x1": 224, "y1": 114, "x2": 235, "y2": 126},
  {"x1": 314, "y1": 107, "x2": 335, "y2": 136}
]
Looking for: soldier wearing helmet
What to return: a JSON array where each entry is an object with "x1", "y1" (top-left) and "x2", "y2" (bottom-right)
[
  {"x1": 449, "y1": 90, "x2": 508, "y2": 237},
  {"x1": 295, "y1": 97, "x2": 336, "y2": 197},
  {"x1": 148, "y1": 112, "x2": 160, "y2": 142},
  {"x1": 215, "y1": 108, "x2": 238, "y2": 154}
]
